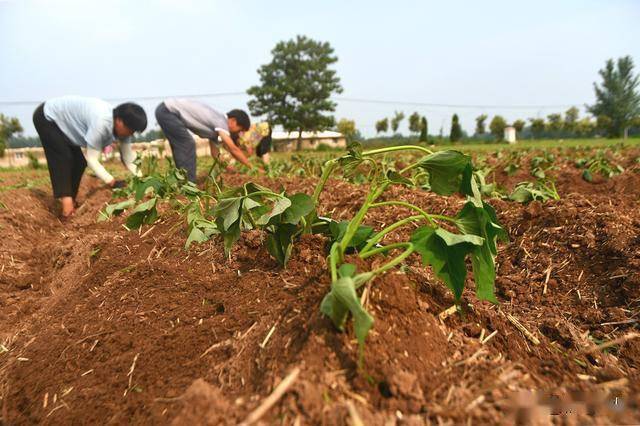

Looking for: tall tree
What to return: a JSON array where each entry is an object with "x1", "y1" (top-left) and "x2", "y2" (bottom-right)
[
  {"x1": 247, "y1": 35, "x2": 343, "y2": 150},
  {"x1": 588, "y1": 56, "x2": 640, "y2": 138},
  {"x1": 513, "y1": 119, "x2": 526, "y2": 133},
  {"x1": 419, "y1": 117, "x2": 428, "y2": 142},
  {"x1": 390, "y1": 111, "x2": 405, "y2": 133},
  {"x1": 489, "y1": 115, "x2": 507, "y2": 141},
  {"x1": 529, "y1": 118, "x2": 545, "y2": 138},
  {"x1": 375, "y1": 118, "x2": 389, "y2": 134},
  {"x1": 336, "y1": 118, "x2": 357, "y2": 142},
  {"x1": 449, "y1": 113, "x2": 462, "y2": 142},
  {"x1": 408, "y1": 112, "x2": 422, "y2": 134},
  {"x1": 575, "y1": 117, "x2": 595, "y2": 137},
  {"x1": 564, "y1": 106, "x2": 579, "y2": 133},
  {"x1": 0, "y1": 114, "x2": 23, "y2": 157},
  {"x1": 475, "y1": 114, "x2": 488, "y2": 135},
  {"x1": 546, "y1": 113, "x2": 563, "y2": 132}
]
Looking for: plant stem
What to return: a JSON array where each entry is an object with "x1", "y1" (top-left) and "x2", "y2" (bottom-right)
[
  {"x1": 338, "y1": 183, "x2": 389, "y2": 260},
  {"x1": 362, "y1": 145, "x2": 433, "y2": 157},
  {"x1": 399, "y1": 162, "x2": 422, "y2": 175},
  {"x1": 311, "y1": 159, "x2": 337, "y2": 204},
  {"x1": 305, "y1": 159, "x2": 337, "y2": 234},
  {"x1": 360, "y1": 215, "x2": 423, "y2": 254},
  {"x1": 369, "y1": 201, "x2": 437, "y2": 227},
  {"x1": 246, "y1": 190, "x2": 286, "y2": 199},
  {"x1": 369, "y1": 243, "x2": 415, "y2": 276},
  {"x1": 329, "y1": 243, "x2": 339, "y2": 282},
  {"x1": 360, "y1": 242, "x2": 409, "y2": 259}
]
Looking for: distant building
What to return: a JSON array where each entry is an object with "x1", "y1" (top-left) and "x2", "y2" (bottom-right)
[
  {"x1": 0, "y1": 147, "x2": 47, "y2": 168},
  {"x1": 504, "y1": 126, "x2": 517, "y2": 144},
  {"x1": 0, "y1": 130, "x2": 347, "y2": 168},
  {"x1": 271, "y1": 131, "x2": 346, "y2": 152}
]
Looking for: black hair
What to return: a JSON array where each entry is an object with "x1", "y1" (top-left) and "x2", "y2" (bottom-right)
[
  {"x1": 227, "y1": 109, "x2": 251, "y2": 131},
  {"x1": 113, "y1": 102, "x2": 147, "y2": 133}
]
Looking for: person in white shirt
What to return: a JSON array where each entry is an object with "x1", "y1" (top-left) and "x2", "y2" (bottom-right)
[{"x1": 32, "y1": 96, "x2": 147, "y2": 218}]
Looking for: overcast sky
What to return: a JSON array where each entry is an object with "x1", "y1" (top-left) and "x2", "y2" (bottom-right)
[{"x1": 1, "y1": 0, "x2": 639, "y2": 136}]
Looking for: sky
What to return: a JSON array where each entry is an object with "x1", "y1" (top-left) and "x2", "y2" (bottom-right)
[{"x1": 1, "y1": 0, "x2": 639, "y2": 137}]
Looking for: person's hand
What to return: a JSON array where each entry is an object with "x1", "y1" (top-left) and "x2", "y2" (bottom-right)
[
  {"x1": 103, "y1": 144, "x2": 114, "y2": 155},
  {"x1": 109, "y1": 179, "x2": 127, "y2": 189}
]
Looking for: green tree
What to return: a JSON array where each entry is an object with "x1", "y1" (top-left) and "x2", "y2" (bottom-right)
[
  {"x1": 588, "y1": 56, "x2": 640, "y2": 138},
  {"x1": 0, "y1": 114, "x2": 23, "y2": 157},
  {"x1": 375, "y1": 118, "x2": 389, "y2": 134},
  {"x1": 449, "y1": 113, "x2": 462, "y2": 142},
  {"x1": 489, "y1": 115, "x2": 507, "y2": 141},
  {"x1": 336, "y1": 118, "x2": 357, "y2": 142},
  {"x1": 575, "y1": 117, "x2": 595, "y2": 136},
  {"x1": 408, "y1": 112, "x2": 422, "y2": 134},
  {"x1": 546, "y1": 113, "x2": 563, "y2": 133},
  {"x1": 247, "y1": 35, "x2": 343, "y2": 150},
  {"x1": 419, "y1": 116, "x2": 428, "y2": 142},
  {"x1": 475, "y1": 114, "x2": 488, "y2": 135},
  {"x1": 513, "y1": 119, "x2": 526, "y2": 133},
  {"x1": 390, "y1": 111, "x2": 405, "y2": 133},
  {"x1": 564, "y1": 106, "x2": 579, "y2": 133},
  {"x1": 596, "y1": 115, "x2": 613, "y2": 134},
  {"x1": 529, "y1": 118, "x2": 545, "y2": 138}
]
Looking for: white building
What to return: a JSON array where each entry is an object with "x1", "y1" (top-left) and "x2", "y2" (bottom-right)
[{"x1": 504, "y1": 126, "x2": 517, "y2": 144}]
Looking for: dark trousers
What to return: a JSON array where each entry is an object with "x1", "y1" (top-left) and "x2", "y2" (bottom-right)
[
  {"x1": 155, "y1": 102, "x2": 197, "y2": 182},
  {"x1": 256, "y1": 134, "x2": 272, "y2": 157},
  {"x1": 33, "y1": 103, "x2": 87, "y2": 199}
]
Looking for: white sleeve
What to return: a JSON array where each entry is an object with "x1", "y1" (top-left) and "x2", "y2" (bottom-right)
[
  {"x1": 85, "y1": 147, "x2": 114, "y2": 183},
  {"x1": 120, "y1": 142, "x2": 140, "y2": 176}
]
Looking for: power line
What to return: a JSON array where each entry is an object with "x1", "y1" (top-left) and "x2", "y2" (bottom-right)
[
  {"x1": 0, "y1": 92, "x2": 585, "y2": 110},
  {"x1": 0, "y1": 92, "x2": 247, "y2": 106},
  {"x1": 334, "y1": 97, "x2": 583, "y2": 110}
]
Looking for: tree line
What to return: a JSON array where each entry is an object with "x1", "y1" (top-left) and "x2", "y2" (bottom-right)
[{"x1": 1, "y1": 39, "x2": 639, "y2": 155}]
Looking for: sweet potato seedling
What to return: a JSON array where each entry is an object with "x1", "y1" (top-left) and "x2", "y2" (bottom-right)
[{"x1": 307, "y1": 142, "x2": 508, "y2": 363}]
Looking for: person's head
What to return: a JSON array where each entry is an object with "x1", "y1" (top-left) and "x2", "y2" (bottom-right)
[
  {"x1": 113, "y1": 103, "x2": 147, "y2": 138},
  {"x1": 227, "y1": 109, "x2": 251, "y2": 133}
]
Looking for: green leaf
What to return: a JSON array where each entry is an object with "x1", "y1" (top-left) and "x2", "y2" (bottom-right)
[
  {"x1": 216, "y1": 217, "x2": 241, "y2": 259},
  {"x1": 97, "y1": 199, "x2": 135, "y2": 222},
  {"x1": 257, "y1": 197, "x2": 291, "y2": 225},
  {"x1": 337, "y1": 142, "x2": 365, "y2": 176},
  {"x1": 455, "y1": 201, "x2": 508, "y2": 303},
  {"x1": 185, "y1": 220, "x2": 219, "y2": 250},
  {"x1": 282, "y1": 193, "x2": 315, "y2": 224},
  {"x1": 125, "y1": 198, "x2": 158, "y2": 229},
  {"x1": 329, "y1": 221, "x2": 374, "y2": 250},
  {"x1": 185, "y1": 227, "x2": 207, "y2": 249},
  {"x1": 386, "y1": 170, "x2": 413, "y2": 187},
  {"x1": 532, "y1": 168, "x2": 546, "y2": 179},
  {"x1": 320, "y1": 275, "x2": 374, "y2": 362},
  {"x1": 418, "y1": 150, "x2": 473, "y2": 195},
  {"x1": 509, "y1": 185, "x2": 534, "y2": 203},
  {"x1": 244, "y1": 182, "x2": 273, "y2": 195},
  {"x1": 410, "y1": 226, "x2": 480, "y2": 302},
  {"x1": 508, "y1": 181, "x2": 558, "y2": 203},
  {"x1": 338, "y1": 263, "x2": 357, "y2": 278},
  {"x1": 134, "y1": 177, "x2": 164, "y2": 201},
  {"x1": 213, "y1": 197, "x2": 243, "y2": 230},
  {"x1": 243, "y1": 197, "x2": 263, "y2": 210},
  {"x1": 265, "y1": 223, "x2": 298, "y2": 267},
  {"x1": 582, "y1": 169, "x2": 593, "y2": 182}
]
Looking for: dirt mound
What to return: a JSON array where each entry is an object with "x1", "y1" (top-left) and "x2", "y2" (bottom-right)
[{"x1": 1, "y1": 160, "x2": 640, "y2": 424}]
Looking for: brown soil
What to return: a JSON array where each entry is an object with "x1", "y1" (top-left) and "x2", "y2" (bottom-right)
[{"x1": 1, "y1": 150, "x2": 640, "y2": 425}]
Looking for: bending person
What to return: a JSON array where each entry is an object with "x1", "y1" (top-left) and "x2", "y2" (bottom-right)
[
  {"x1": 33, "y1": 96, "x2": 147, "y2": 218},
  {"x1": 155, "y1": 98, "x2": 253, "y2": 182},
  {"x1": 238, "y1": 121, "x2": 272, "y2": 165}
]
